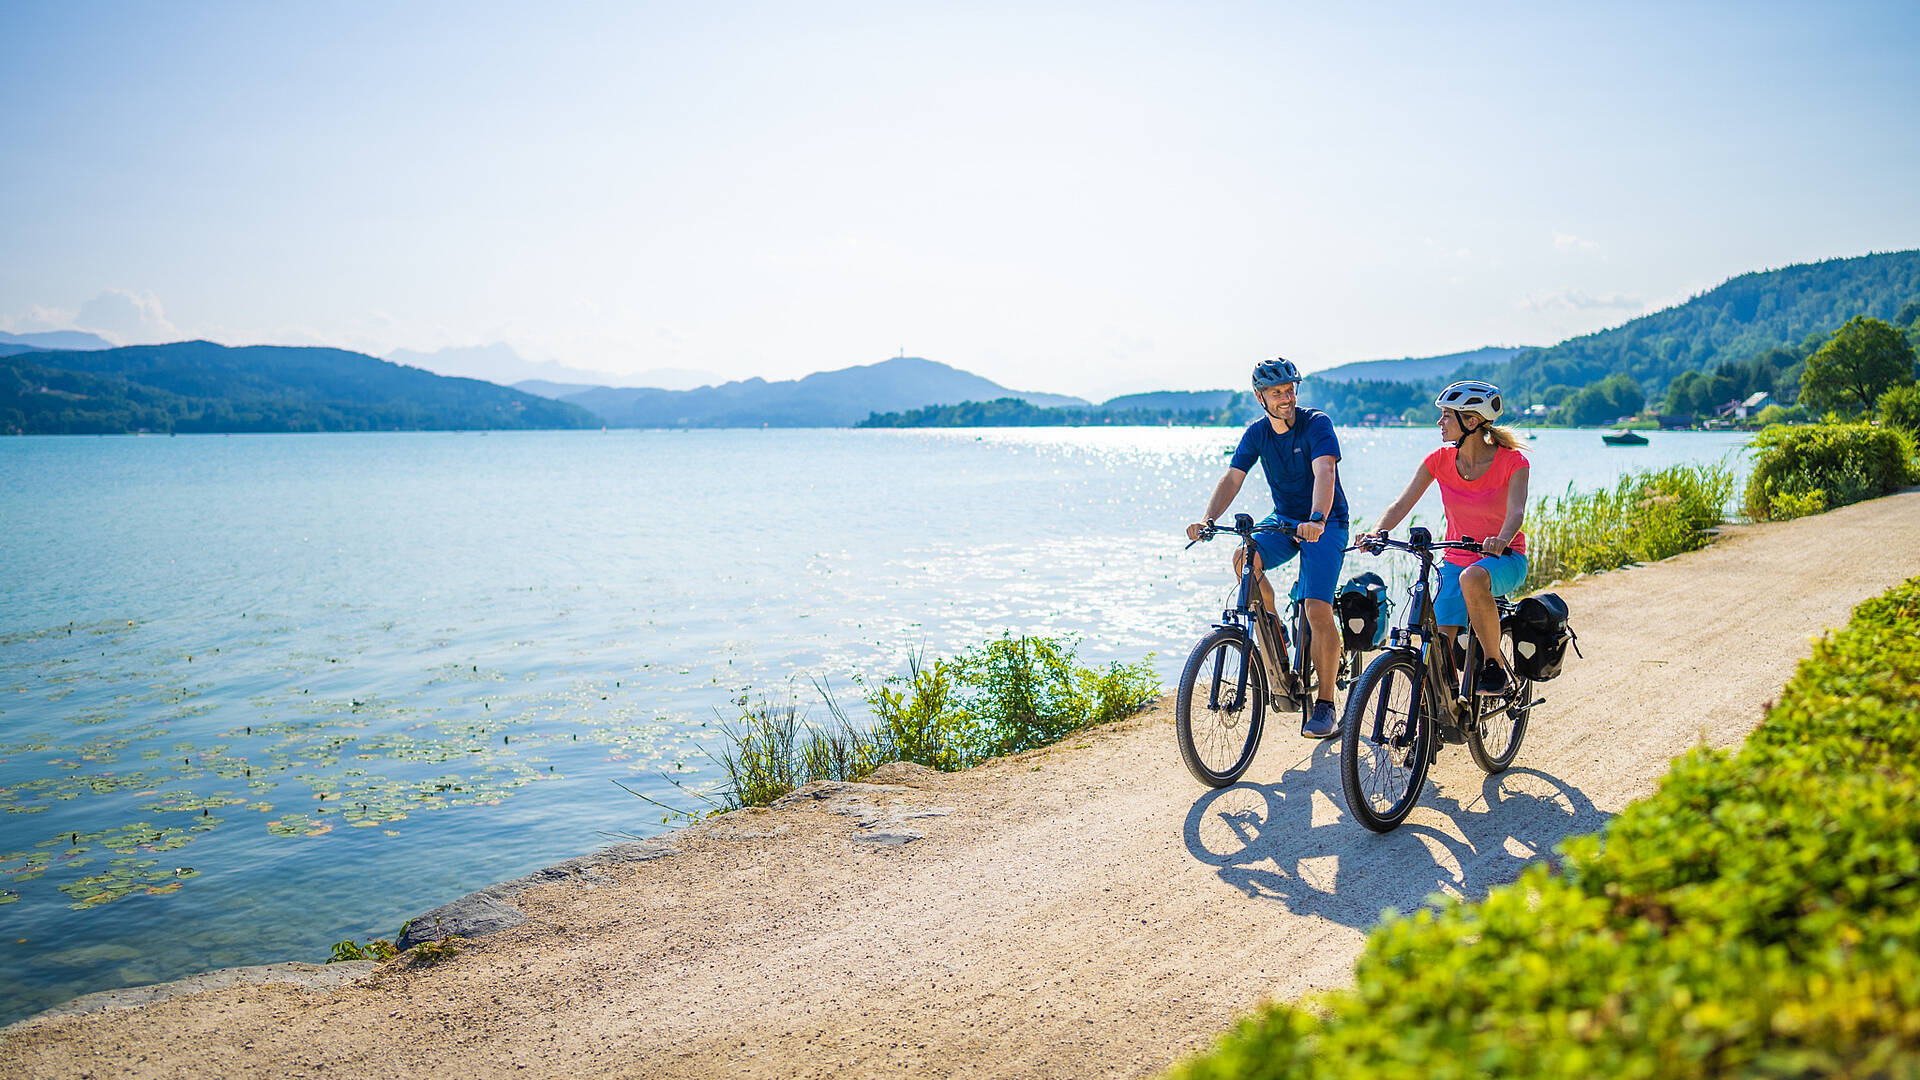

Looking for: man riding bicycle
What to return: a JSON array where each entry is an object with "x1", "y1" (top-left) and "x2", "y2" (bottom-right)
[
  {"x1": 1359, "y1": 379, "x2": 1531, "y2": 696},
  {"x1": 1186, "y1": 357, "x2": 1349, "y2": 738}
]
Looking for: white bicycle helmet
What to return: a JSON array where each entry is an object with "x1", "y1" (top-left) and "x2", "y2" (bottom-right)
[{"x1": 1434, "y1": 379, "x2": 1503, "y2": 422}]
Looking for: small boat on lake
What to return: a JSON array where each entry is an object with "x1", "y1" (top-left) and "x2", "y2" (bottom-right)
[{"x1": 1601, "y1": 430, "x2": 1649, "y2": 446}]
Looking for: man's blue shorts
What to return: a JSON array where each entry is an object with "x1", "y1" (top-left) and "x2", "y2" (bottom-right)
[
  {"x1": 1252, "y1": 514, "x2": 1348, "y2": 604},
  {"x1": 1434, "y1": 552, "x2": 1529, "y2": 628}
]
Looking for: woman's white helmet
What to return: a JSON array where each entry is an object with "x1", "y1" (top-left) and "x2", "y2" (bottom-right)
[{"x1": 1434, "y1": 380, "x2": 1503, "y2": 422}]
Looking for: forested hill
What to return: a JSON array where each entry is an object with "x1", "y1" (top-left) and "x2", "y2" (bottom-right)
[
  {"x1": 1465, "y1": 249, "x2": 1920, "y2": 402},
  {"x1": 1, "y1": 341, "x2": 600, "y2": 434}
]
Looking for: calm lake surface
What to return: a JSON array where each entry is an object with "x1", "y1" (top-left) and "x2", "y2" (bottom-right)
[{"x1": 0, "y1": 426, "x2": 1751, "y2": 1022}]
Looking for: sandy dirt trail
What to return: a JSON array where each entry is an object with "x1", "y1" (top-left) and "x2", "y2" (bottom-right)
[{"x1": 8, "y1": 490, "x2": 1920, "y2": 1080}]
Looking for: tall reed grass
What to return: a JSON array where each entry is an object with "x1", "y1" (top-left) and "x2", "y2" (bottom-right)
[
  {"x1": 1522, "y1": 461, "x2": 1735, "y2": 592},
  {"x1": 708, "y1": 684, "x2": 896, "y2": 810}
]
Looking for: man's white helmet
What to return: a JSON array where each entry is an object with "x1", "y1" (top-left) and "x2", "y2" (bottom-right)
[{"x1": 1434, "y1": 380, "x2": 1503, "y2": 422}]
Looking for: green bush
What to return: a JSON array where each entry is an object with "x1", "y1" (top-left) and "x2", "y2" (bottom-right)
[
  {"x1": 1167, "y1": 577, "x2": 1920, "y2": 1080},
  {"x1": 1742, "y1": 421, "x2": 1918, "y2": 520},
  {"x1": 1523, "y1": 462, "x2": 1734, "y2": 591},
  {"x1": 867, "y1": 634, "x2": 1159, "y2": 771},
  {"x1": 1880, "y1": 383, "x2": 1920, "y2": 439}
]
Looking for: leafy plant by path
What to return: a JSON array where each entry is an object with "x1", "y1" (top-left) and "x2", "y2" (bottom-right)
[{"x1": 1742, "y1": 421, "x2": 1918, "y2": 521}]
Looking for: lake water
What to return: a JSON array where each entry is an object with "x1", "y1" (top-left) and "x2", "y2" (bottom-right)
[{"x1": 0, "y1": 426, "x2": 1751, "y2": 1023}]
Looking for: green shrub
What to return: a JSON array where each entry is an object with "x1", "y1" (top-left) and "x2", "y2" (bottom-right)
[
  {"x1": 1167, "y1": 577, "x2": 1920, "y2": 1079},
  {"x1": 1766, "y1": 488, "x2": 1827, "y2": 520},
  {"x1": 867, "y1": 634, "x2": 1159, "y2": 771},
  {"x1": 1742, "y1": 421, "x2": 1918, "y2": 520},
  {"x1": 1880, "y1": 383, "x2": 1920, "y2": 439},
  {"x1": 1523, "y1": 461, "x2": 1734, "y2": 591}
]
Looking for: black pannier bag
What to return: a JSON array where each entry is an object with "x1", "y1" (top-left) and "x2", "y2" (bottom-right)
[
  {"x1": 1507, "y1": 592, "x2": 1579, "y2": 681},
  {"x1": 1336, "y1": 572, "x2": 1393, "y2": 652}
]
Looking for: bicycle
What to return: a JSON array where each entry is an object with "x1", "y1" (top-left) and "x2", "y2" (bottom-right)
[
  {"x1": 1174, "y1": 514, "x2": 1361, "y2": 787},
  {"x1": 1337, "y1": 526, "x2": 1543, "y2": 832}
]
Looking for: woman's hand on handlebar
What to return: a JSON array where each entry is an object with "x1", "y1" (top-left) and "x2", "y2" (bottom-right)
[
  {"x1": 1356, "y1": 529, "x2": 1388, "y2": 553},
  {"x1": 1186, "y1": 521, "x2": 1213, "y2": 543}
]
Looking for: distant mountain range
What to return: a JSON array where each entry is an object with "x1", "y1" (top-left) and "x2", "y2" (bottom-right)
[
  {"x1": 1467, "y1": 249, "x2": 1920, "y2": 401},
  {"x1": 548, "y1": 356, "x2": 1088, "y2": 428},
  {"x1": 8, "y1": 249, "x2": 1914, "y2": 435},
  {"x1": 2, "y1": 341, "x2": 597, "y2": 434},
  {"x1": 1309, "y1": 346, "x2": 1525, "y2": 385},
  {"x1": 0, "y1": 330, "x2": 115, "y2": 355}
]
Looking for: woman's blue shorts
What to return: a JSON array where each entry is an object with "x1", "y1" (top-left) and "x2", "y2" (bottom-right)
[
  {"x1": 1434, "y1": 552, "x2": 1529, "y2": 628},
  {"x1": 1252, "y1": 515, "x2": 1349, "y2": 604}
]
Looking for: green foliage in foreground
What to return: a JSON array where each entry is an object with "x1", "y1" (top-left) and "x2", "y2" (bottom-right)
[
  {"x1": 1522, "y1": 462, "x2": 1734, "y2": 591},
  {"x1": 1742, "y1": 421, "x2": 1918, "y2": 521},
  {"x1": 708, "y1": 636, "x2": 1160, "y2": 808},
  {"x1": 866, "y1": 635, "x2": 1160, "y2": 772},
  {"x1": 1168, "y1": 576, "x2": 1920, "y2": 1080}
]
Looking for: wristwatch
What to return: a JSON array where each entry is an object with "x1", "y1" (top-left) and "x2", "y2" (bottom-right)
[{"x1": 1307, "y1": 511, "x2": 1326, "y2": 524}]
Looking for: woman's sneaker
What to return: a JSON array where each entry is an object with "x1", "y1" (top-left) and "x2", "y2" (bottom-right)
[
  {"x1": 1475, "y1": 661, "x2": 1509, "y2": 696},
  {"x1": 1302, "y1": 699, "x2": 1340, "y2": 739}
]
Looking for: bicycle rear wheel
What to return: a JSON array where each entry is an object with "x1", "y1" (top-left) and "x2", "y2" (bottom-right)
[
  {"x1": 1175, "y1": 627, "x2": 1267, "y2": 787},
  {"x1": 1467, "y1": 625, "x2": 1532, "y2": 774},
  {"x1": 1339, "y1": 650, "x2": 1432, "y2": 832}
]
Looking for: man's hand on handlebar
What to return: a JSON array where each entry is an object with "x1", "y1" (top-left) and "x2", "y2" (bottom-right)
[{"x1": 1296, "y1": 520, "x2": 1325, "y2": 544}]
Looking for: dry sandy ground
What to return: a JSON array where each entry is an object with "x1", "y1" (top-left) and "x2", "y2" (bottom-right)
[{"x1": 7, "y1": 490, "x2": 1920, "y2": 1080}]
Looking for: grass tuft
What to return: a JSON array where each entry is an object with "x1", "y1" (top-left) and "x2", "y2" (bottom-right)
[{"x1": 1522, "y1": 461, "x2": 1734, "y2": 591}]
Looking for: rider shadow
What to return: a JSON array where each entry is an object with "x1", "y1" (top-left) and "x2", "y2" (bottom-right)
[{"x1": 1182, "y1": 744, "x2": 1610, "y2": 930}]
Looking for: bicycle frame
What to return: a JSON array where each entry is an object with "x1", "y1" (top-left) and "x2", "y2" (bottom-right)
[
  {"x1": 1365, "y1": 527, "x2": 1534, "y2": 746},
  {"x1": 1370, "y1": 527, "x2": 1477, "y2": 744},
  {"x1": 1191, "y1": 513, "x2": 1303, "y2": 715},
  {"x1": 1182, "y1": 511, "x2": 1320, "y2": 722}
]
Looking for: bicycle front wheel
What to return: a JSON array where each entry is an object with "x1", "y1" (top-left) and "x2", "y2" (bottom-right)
[
  {"x1": 1339, "y1": 649, "x2": 1432, "y2": 832},
  {"x1": 1467, "y1": 626, "x2": 1532, "y2": 774},
  {"x1": 1175, "y1": 627, "x2": 1267, "y2": 787}
]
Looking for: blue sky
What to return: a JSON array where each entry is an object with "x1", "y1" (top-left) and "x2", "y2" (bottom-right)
[{"x1": 3, "y1": 1, "x2": 1917, "y2": 399}]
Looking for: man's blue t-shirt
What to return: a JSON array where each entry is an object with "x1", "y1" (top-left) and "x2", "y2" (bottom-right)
[{"x1": 1229, "y1": 408, "x2": 1349, "y2": 526}]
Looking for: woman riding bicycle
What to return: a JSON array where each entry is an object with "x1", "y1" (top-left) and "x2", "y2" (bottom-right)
[{"x1": 1359, "y1": 379, "x2": 1530, "y2": 696}]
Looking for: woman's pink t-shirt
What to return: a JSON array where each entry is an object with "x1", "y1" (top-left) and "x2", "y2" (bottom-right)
[{"x1": 1422, "y1": 445, "x2": 1529, "y2": 566}]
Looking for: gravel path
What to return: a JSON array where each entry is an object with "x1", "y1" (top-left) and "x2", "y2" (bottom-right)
[{"x1": 7, "y1": 490, "x2": 1919, "y2": 1080}]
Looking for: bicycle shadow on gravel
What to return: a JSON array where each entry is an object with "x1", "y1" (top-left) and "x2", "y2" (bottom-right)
[{"x1": 1182, "y1": 747, "x2": 1609, "y2": 930}]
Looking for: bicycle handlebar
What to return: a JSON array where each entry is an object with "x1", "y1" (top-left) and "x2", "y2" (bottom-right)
[
  {"x1": 1353, "y1": 530, "x2": 1485, "y2": 557},
  {"x1": 1185, "y1": 514, "x2": 1300, "y2": 550}
]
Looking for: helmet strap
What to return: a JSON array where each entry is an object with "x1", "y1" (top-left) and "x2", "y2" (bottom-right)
[{"x1": 1452, "y1": 414, "x2": 1482, "y2": 449}]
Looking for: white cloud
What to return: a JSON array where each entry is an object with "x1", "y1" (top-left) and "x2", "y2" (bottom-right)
[
  {"x1": 1, "y1": 306, "x2": 67, "y2": 334},
  {"x1": 74, "y1": 289, "x2": 178, "y2": 344},
  {"x1": 1521, "y1": 289, "x2": 1644, "y2": 313},
  {"x1": 1553, "y1": 231, "x2": 1599, "y2": 252}
]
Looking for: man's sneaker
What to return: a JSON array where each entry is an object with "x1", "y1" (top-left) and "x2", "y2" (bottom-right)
[
  {"x1": 1302, "y1": 699, "x2": 1340, "y2": 739},
  {"x1": 1475, "y1": 661, "x2": 1510, "y2": 697}
]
